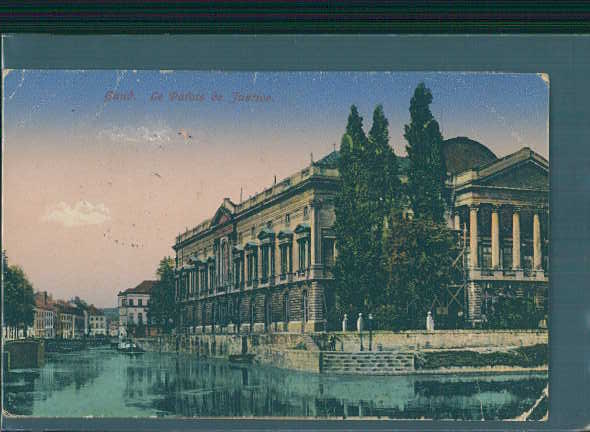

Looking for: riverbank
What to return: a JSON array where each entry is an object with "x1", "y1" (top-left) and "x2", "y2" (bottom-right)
[
  {"x1": 134, "y1": 329, "x2": 548, "y2": 376},
  {"x1": 3, "y1": 346, "x2": 548, "y2": 420}
]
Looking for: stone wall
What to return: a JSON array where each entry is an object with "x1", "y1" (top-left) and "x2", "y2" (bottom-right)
[
  {"x1": 5, "y1": 340, "x2": 45, "y2": 369},
  {"x1": 329, "y1": 330, "x2": 548, "y2": 352}
]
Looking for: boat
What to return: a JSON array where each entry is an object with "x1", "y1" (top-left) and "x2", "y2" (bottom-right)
[{"x1": 117, "y1": 340, "x2": 145, "y2": 355}]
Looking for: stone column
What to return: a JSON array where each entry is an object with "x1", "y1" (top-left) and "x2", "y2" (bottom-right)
[
  {"x1": 512, "y1": 207, "x2": 521, "y2": 269},
  {"x1": 469, "y1": 205, "x2": 479, "y2": 268},
  {"x1": 491, "y1": 206, "x2": 500, "y2": 269},
  {"x1": 533, "y1": 211, "x2": 542, "y2": 270}
]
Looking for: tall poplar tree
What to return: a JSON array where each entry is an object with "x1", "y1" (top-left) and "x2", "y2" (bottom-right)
[
  {"x1": 332, "y1": 105, "x2": 401, "y2": 328},
  {"x1": 403, "y1": 83, "x2": 446, "y2": 222},
  {"x1": 381, "y1": 83, "x2": 461, "y2": 330},
  {"x1": 332, "y1": 106, "x2": 369, "y2": 327}
]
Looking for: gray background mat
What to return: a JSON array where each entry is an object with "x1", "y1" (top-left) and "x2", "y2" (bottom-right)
[{"x1": 2, "y1": 34, "x2": 588, "y2": 431}]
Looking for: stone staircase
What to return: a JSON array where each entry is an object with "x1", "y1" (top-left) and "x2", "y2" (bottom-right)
[{"x1": 320, "y1": 350, "x2": 415, "y2": 375}]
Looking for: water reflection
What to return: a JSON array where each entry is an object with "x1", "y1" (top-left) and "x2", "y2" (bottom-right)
[{"x1": 3, "y1": 347, "x2": 547, "y2": 419}]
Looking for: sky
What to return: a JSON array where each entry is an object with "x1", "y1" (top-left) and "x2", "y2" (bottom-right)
[{"x1": 2, "y1": 71, "x2": 549, "y2": 307}]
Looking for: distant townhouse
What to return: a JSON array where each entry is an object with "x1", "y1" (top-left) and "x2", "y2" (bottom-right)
[
  {"x1": 87, "y1": 306, "x2": 107, "y2": 336},
  {"x1": 56, "y1": 302, "x2": 76, "y2": 339},
  {"x1": 117, "y1": 280, "x2": 156, "y2": 337},
  {"x1": 33, "y1": 291, "x2": 56, "y2": 339}
]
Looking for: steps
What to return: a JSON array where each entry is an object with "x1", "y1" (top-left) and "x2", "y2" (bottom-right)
[{"x1": 321, "y1": 351, "x2": 415, "y2": 375}]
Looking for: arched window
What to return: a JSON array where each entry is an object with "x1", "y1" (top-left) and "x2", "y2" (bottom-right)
[{"x1": 302, "y1": 290, "x2": 309, "y2": 323}]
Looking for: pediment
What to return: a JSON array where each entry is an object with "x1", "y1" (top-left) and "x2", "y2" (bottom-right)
[
  {"x1": 477, "y1": 159, "x2": 548, "y2": 190},
  {"x1": 210, "y1": 205, "x2": 233, "y2": 227}
]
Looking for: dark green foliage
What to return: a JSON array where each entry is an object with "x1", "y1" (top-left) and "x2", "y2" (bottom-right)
[
  {"x1": 2, "y1": 251, "x2": 35, "y2": 331},
  {"x1": 382, "y1": 216, "x2": 460, "y2": 330},
  {"x1": 485, "y1": 295, "x2": 545, "y2": 330},
  {"x1": 404, "y1": 82, "x2": 447, "y2": 222},
  {"x1": 148, "y1": 256, "x2": 176, "y2": 334},
  {"x1": 332, "y1": 105, "x2": 400, "y2": 327},
  {"x1": 414, "y1": 344, "x2": 548, "y2": 370}
]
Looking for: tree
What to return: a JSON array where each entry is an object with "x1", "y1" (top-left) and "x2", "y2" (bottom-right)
[
  {"x1": 148, "y1": 256, "x2": 176, "y2": 334},
  {"x1": 331, "y1": 105, "x2": 401, "y2": 328},
  {"x1": 2, "y1": 251, "x2": 35, "y2": 334},
  {"x1": 382, "y1": 216, "x2": 460, "y2": 330},
  {"x1": 332, "y1": 107, "x2": 370, "y2": 327},
  {"x1": 380, "y1": 83, "x2": 461, "y2": 330},
  {"x1": 403, "y1": 82, "x2": 447, "y2": 222}
]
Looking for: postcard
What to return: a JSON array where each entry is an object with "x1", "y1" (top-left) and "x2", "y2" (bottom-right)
[{"x1": 2, "y1": 70, "x2": 549, "y2": 420}]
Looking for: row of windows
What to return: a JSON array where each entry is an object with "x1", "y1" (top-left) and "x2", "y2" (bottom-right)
[
  {"x1": 181, "y1": 290, "x2": 311, "y2": 329},
  {"x1": 177, "y1": 236, "x2": 335, "y2": 298},
  {"x1": 235, "y1": 208, "x2": 308, "y2": 247},
  {"x1": 121, "y1": 298, "x2": 148, "y2": 307}
]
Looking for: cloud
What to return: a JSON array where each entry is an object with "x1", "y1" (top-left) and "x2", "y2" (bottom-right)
[
  {"x1": 159, "y1": 70, "x2": 174, "y2": 74},
  {"x1": 98, "y1": 125, "x2": 172, "y2": 145},
  {"x1": 42, "y1": 200, "x2": 111, "y2": 227}
]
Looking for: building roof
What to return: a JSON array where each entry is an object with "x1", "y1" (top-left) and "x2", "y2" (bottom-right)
[
  {"x1": 119, "y1": 280, "x2": 157, "y2": 296},
  {"x1": 442, "y1": 136, "x2": 498, "y2": 175},
  {"x1": 313, "y1": 149, "x2": 411, "y2": 174}
]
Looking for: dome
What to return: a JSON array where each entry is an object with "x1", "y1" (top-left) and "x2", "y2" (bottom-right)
[{"x1": 442, "y1": 136, "x2": 498, "y2": 174}]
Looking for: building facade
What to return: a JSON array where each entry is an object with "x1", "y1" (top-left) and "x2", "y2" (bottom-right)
[
  {"x1": 173, "y1": 138, "x2": 548, "y2": 332},
  {"x1": 118, "y1": 281, "x2": 156, "y2": 337},
  {"x1": 173, "y1": 153, "x2": 339, "y2": 334},
  {"x1": 88, "y1": 307, "x2": 107, "y2": 336},
  {"x1": 443, "y1": 139, "x2": 549, "y2": 326}
]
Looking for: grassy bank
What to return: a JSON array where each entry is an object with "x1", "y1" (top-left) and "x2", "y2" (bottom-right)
[{"x1": 415, "y1": 344, "x2": 547, "y2": 370}]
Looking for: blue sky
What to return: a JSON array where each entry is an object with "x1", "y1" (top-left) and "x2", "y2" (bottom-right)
[{"x1": 3, "y1": 71, "x2": 549, "y2": 306}]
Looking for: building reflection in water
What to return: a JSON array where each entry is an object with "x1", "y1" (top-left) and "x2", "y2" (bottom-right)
[{"x1": 4, "y1": 348, "x2": 547, "y2": 420}]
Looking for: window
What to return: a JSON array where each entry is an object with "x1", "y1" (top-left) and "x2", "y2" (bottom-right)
[
  {"x1": 502, "y1": 245, "x2": 513, "y2": 270},
  {"x1": 128, "y1": 299, "x2": 134, "y2": 306},
  {"x1": 209, "y1": 265, "x2": 215, "y2": 293},
  {"x1": 480, "y1": 245, "x2": 492, "y2": 269},
  {"x1": 261, "y1": 246, "x2": 269, "y2": 282},
  {"x1": 302, "y1": 291, "x2": 309, "y2": 323},
  {"x1": 280, "y1": 245, "x2": 288, "y2": 277},
  {"x1": 303, "y1": 206, "x2": 309, "y2": 219},
  {"x1": 322, "y1": 238, "x2": 335, "y2": 267},
  {"x1": 138, "y1": 299, "x2": 143, "y2": 307},
  {"x1": 285, "y1": 213, "x2": 290, "y2": 224},
  {"x1": 298, "y1": 239, "x2": 309, "y2": 271},
  {"x1": 247, "y1": 250, "x2": 258, "y2": 284},
  {"x1": 251, "y1": 226, "x2": 255, "y2": 238},
  {"x1": 267, "y1": 220, "x2": 272, "y2": 229}
]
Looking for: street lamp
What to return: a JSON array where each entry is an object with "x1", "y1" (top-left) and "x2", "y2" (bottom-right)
[{"x1": 368, "y1": 313, "x2": 373, "y2": 351}]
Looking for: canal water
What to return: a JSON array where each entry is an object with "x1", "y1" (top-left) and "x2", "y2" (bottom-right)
[{"x1": 3, "y1": 346, "x2": 547, "y2": 420}]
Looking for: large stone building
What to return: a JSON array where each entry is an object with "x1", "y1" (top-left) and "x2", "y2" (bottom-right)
[{"x1": 173, "y1": 137, "x2": 548, "y2": 333}]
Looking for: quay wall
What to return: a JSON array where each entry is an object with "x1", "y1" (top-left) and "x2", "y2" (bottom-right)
[
  {"x1": 4, "y1": 340, "x2": 45, "y2": 369},
  {"x1": 324, "y1": 329, "x2": 548, "y2": 352},
  {"x1": 134, "y1": 330, "x2": 547, "y2": 375}
]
